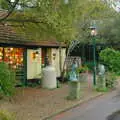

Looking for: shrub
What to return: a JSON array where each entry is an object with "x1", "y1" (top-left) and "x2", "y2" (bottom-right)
[
  {"x1": 77, "y1": 65, "x2": 88, "y2": 73},
  {"x1": 84, "y1": 61, "x2": 94, "y2": 72},
  {"x1": 105, "y1": 72, "x2": 117, "y2": 89},
  {"x1": 0, "y1": 110, "x2": 15, "y2": 120},
  {"x1": 0, "y1": 62, "x2": 16, "y2": 97},
  {"x1": 99, "y1": 48, "x2": 120, "y2": 74}
]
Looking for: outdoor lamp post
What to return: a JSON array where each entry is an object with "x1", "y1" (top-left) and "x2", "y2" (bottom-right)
[{"x1": 90, "y1": 26, "x2": 97, "y2": 86}]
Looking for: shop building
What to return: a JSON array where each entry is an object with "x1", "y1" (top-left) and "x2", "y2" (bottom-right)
[{"x1": 0, "y1": 24, "x2": 66, "y2": 85}]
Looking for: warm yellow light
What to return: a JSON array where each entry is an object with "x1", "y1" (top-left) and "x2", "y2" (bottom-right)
[
  {"x1": 32, "y1": 51, "x2": 39, "y2": 59},
  {"x1": 13, "y1": 65, "x2": 16, "y2": 69},
  {"x1": 35, "y1": 51, "x2": 39, "y2": 57},
  {"x1": 21, "y1": 58, "x2": 23, "y2": 62},
  {"x1": 9, "y1": 56, "x2": 13, "y2": 59},
  {"x1": 91, "y1": 29, "x2": 97, "y2": 36},
  {"x1": 0, "y1": 52, "x2": 2, "y2": 56},
  {"x1": 10, "y1": 61, "x2": 13, "y2": 64},
  {"x1": 10, "y1": 48, "x2": 13, "y2": 51},
  {"x1": 6, "y1": 54, "x2": 9, "y2": 57},
  {"x1": 35, "y1": 54, "x2": 39, "y2": 57}
]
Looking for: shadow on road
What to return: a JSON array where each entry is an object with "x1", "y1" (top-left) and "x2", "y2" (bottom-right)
[{"x1": 107, "y1": 110, "x2": 120, "y2": 120}]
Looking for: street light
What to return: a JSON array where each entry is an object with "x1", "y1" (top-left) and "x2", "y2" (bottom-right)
[{"x1": 90, "y1": 26, "x2": 97, "y2": 86}]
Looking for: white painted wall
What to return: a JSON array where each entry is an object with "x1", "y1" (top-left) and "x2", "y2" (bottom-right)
[
  {"x1": 61, "y1": 48, "x2": 66, "y2": 71},
  {"x1": 27, "y1": 48, "x2": 41, "y2": 79},
  {"x1": 51, "y1": 48, "x2": 66, "y2": 77},
  {"x1": 27, "y1": 47, "x2": 66, "y2": 79},
  {"x1": 51, "y1": 48, "x2": 60, "y2": 77}
]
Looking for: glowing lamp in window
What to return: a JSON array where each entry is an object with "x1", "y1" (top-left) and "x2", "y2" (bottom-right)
[
  {"x1": 0, "y1": 56, "x2": 2, "y2": 60},
  {"x1": 13, "y1": 65, "x2": 16, "y2": 69},
  {"x1": 21, "y1": 58, "x2": 23, "y2": 62},
  {"x1": 10, "y1": 48, "x2": 13, "y2": 51},
  {"x1": 6, "y1": 54, "x2": 9, "y2": 57},
  {"x1": 35, "y1": 51, "x2": 39, "y2": 57},
  {"x1": 10, "y1": 61, "x2": 13, "y2": 64},
  {"x1": 32, "y1": 51, "x2": 39, "y2": 59},
  {"x1": 0, "y1": 52, "x2": 2, "y2": 56},
  {"x1": 53, "y1": 53, "x2": 56, "y2": 60},
  {"x1": 9, "y1": 56, "x2": 13, "y2": 59}
]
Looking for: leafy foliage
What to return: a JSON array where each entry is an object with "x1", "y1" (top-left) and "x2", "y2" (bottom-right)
[
  {"x1": 98, "y1": 14, "x2": 120, "y2": 44},
  {"x1": 99, "y1": 48, "x2": 120, "y2": 74},
  {"x1": 0, "y1": 0, "x2": 116, "y2": 46},
  {"x1": 0, "y1": 62, "x2": 16, "y2": 97},
  {"x1": 0, "y1": 110, "x2": 15, "y2": 120},
  {"x1": 9, "y1": 0, "x2": 81, "y2": 42},
  {"x1": 0, "y1": 0, "x2": 9, "y2": 9},
  {"x1": 76, "y1": 0, "x2": 116, "y2": 44},
  {"x1": 105, "y1": 72, "x2": 117, "y2": 89},
  {"x1": 77, "y1": 65, "x2": 88, "y2": 73},
  {"x1": 84, "y1": 61, "x2": 95, "y2": 72},
  {"x1": 1, "y1": 0, "x2": 114, "y2": 44}
]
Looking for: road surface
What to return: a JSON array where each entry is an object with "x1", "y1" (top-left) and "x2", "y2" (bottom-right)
[{"x1": 52, "y1": 90, "x2": 120, "y2": 120}]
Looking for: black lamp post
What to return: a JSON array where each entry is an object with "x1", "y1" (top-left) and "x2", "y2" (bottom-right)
[{"x1": 90, "y1": 26, "x2": 97, "y2": 86}]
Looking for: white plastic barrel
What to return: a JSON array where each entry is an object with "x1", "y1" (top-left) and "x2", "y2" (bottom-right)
[{"x1": 42, "y1": 65, "x2": 57, "y2": 89}]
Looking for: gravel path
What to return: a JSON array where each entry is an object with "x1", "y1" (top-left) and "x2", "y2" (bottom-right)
[{"x1": 0, "y1": 75, "x2": 102, "y2": 120}]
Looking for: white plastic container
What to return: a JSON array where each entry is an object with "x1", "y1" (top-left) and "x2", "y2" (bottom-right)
[{"x1": 42, "y1": 65, "x2": 57, "y2": 89}]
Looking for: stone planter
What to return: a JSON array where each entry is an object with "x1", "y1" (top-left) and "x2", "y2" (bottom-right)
[
  {"x1": 68, "y1": 81, "x2": 80, "y2": 100},
  {"x1": 96, "y1": 75, "x2": 106, "y2": 91}
]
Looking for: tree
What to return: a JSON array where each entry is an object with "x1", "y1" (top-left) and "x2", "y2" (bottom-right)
[
  {"x1": 98, "y1": 14, "x2": 120, "y2": 44},
  {"x1": 3, "y1": 0, "x2": 81, "y2": 42},
  {"x1": 76, "y1": 0, "x2": 117, "y2": 44},
  {"x1": 0, "y1": 0, "x2": 19, "y2": 21},
  {"x1": 2, "y1": 0, "x2": 115, "y2": 43}
]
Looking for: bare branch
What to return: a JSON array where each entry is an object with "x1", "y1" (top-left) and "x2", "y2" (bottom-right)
[{"x1": 0, "y1": 0, "x2": 19, "y2": 22}]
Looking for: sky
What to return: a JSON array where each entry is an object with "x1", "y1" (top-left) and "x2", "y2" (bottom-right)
[{"x1": 107, "y1": 0, "x2": 120, "y2": 12}]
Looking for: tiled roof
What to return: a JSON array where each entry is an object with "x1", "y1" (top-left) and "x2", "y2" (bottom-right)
[
  {"x1": 0, "y1": 24, "x2": 66, "y2": 47},
  {"x1": 25, "y1": 40, "x2": 66, "y2": 47},
  {"x1": 0, "y1": 10, "x2": 7, "y2": 18}
]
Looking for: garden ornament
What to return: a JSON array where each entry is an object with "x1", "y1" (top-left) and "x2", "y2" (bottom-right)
[
  {"x1": 69, "y1": 58, "x2": 78, "y2": 81},
  {"x1": 98, "y1": 64, "x2": 105, "y2": 76}
]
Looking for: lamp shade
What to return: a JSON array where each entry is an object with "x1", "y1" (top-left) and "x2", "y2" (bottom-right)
[{"x1": 91, "y1": 29, "x2": 97, "y2": 36}]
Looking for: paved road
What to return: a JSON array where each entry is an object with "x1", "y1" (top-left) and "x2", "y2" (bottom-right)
[{"x1": 52, "y1": 90, "x2": 120, "y2": 120}]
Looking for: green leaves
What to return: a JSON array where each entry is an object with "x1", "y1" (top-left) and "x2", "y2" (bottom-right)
[
  {"x1": 98, "y1": 14, "x2": 120, "y2": 44},
  {"x1": 4, "y1": 0, "x2": 116, "y2": 44},
  {"x1": 0, "y1": 110, "x2": 16, "y2": 120},
  {"x1": 0, "y1": 62, "x2": 16, "y2": 97},
  {"x1": 105, "y1": 72, "x2": 117, "y2": 89},
  {"x1": 99, "y1": 48, "x2": 120, "y2": 74},
  {"x1": 7, "y1": 0, "x2": 81, "y2": 42},
  {"x1": 0, "y1": 0, "x2": 9, "y2": 9},
  {"x1": 76, "y1": 0, "x2": 116, "y2": 44}
]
